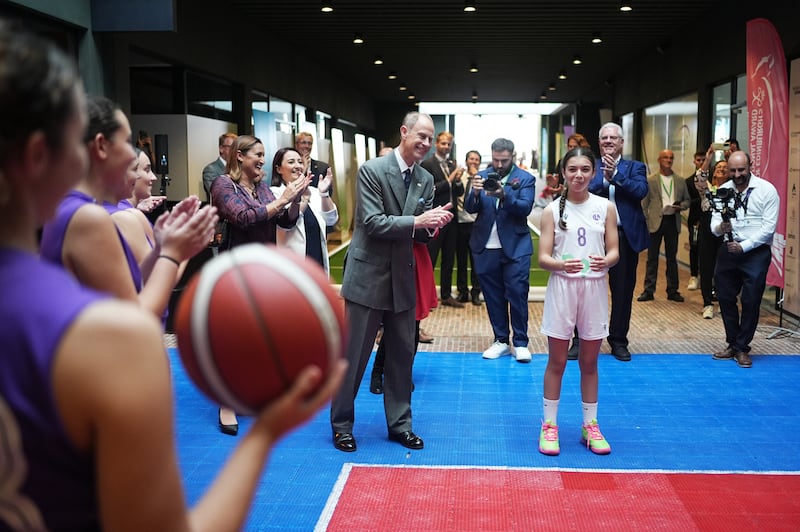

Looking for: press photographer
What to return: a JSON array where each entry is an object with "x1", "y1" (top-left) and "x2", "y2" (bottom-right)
[{"x1": 709, "y1": 151, "x2": 780, "y2": 369}]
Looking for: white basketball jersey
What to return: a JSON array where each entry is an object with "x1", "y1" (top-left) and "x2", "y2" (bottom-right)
[{"x1": 550, "y1": 193, "x2": 610, "y2": 279}]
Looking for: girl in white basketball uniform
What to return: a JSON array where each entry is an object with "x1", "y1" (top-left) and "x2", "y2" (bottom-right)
[{"x1": 537, "y1": 147, "x2": 620, "y2": 455}]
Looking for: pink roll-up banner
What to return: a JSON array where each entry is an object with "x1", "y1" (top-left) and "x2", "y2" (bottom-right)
[{"x1": 746, "y1": 18, "x2": 788, "y2": 288}]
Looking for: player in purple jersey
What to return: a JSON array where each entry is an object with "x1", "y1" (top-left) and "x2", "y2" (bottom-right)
[{"x1": 0, "y1": 22, "x2": 345, "y2": 531}]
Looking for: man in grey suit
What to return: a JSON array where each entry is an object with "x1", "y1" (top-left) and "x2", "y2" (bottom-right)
[
  {"x1": 330, "y1": 112, "x2": 454, "y2": 452},
  {"x1": 202, "y1": 132, "x2": 236, "y2": 202}
]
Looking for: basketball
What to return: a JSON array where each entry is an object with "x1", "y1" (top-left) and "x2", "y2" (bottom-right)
[{"x1": 174, "y1": 243, "x2": 347, "y2": 416}]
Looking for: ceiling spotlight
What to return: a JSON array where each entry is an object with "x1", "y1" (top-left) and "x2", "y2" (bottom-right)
[
  {"x1": 572, "y1": 55, "x2": 582, "y2": 65},
  {"x1": 320, "y1": 1, "x2": 333, "y2": 13},
  {"x1": 592, "y1": 32, "x2": 602, "y2": 44},
  {"x1": 373, "y1": 56, "x2": 383, "y2": 65},
  {"x1": 472, "y1": 91, "x2": 478, "y2": 101},
  {"x1": 469, "y1": 63, "x2": 479, "y2": 73},
  {"x1": 387, "y1": 71, "x2": 398, "y2": 80},
  {"x1": 398, "y1": 82, "x2": 408, "y2": 91},
  {"x1": 548, "y1": 82, "x2": 557, "y2": 91},
  {"x1": 353, "y1": 33, "x2": 364, "y2": 45},
  {"x1": 620, "y1": 1, "x2": 632, "y2": 12},
  {"x1": 558, "y1": 70, "x2": 567, "y2": 80},
  {"x1": 407, "y1": 93, "x2": 416, "y2": 100},
  {"x1": 464, "y1": 1, "x2": 477, "y2": 12},
  {"x1": 539, "y1": 92, "x2": 548, "y2": 101}
]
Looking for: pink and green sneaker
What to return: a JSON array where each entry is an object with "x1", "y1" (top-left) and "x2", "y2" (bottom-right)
[
  {"x1": 538, "y1": 420, "x2": 560, "y2": 455},
  {"x1": 581, "y1": 420, "x2": 611, "y2": 454}
]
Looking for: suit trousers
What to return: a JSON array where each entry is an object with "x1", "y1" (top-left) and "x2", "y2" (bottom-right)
[
  {"x1": 607, "y1": 228, "x2": 639, "y2": 348},
  {"x1": 698, "y1": 224, "x2": 723, "y2": 306},
  {"x1": 455, "y1": 222, "x2": 480, "y2": 296},
  {"x1": 474, "y1": 248, "x2": 530, "y2": 347},
  {"x1": 428, "y1": 220, "x2": 458, "y2": 299},
  {"x1": 714, "y1": 244, "x2": 771, "y2": 353},
  {"x1": 643, "y1": 214, "x2": 680, "y2": 296},
  {"x1": 331, "y1": 300, "x2": 415, "y2": 434}
]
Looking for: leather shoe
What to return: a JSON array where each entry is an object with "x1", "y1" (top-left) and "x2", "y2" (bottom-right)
[
  {"x1": 333, "y1": 432, "x2": 357, "y2": 452},
  {"x1": 388, "y1": 430, "x2": 424, "y2": 450},
  {"x1": 370, "y1": 371, "x2": 383, "y2": 394},
  {"x1": 735, "y1": 351, "x2": 752, "y2": 368},
  {"x1": 457, "y1": 293, "x2": 470, "y2": 303},
  {"x1": 637, "y1": 292, "x2": 654, "y2": 302},
  {"x1": 471, "y1": 293, "x2": 482, "y2": 306},
  {"x1": 611, "y1": 345, "x2": 631, "y2": 362},
  {"x1": 712, "y1": 346, "x2": 735, "y2": 360},
  {"x1": 218, "y1": 408, "x2": 238, "y2": 436},
  {"x1": 441, "y1": 297, "x2": 465, "y2": 308},
  {"x1": 418, "y1": 329, "x2": 434, "y2": 344},
  {"x1": 567, "y1": 340, "x2": 580, "y2": 360},
  {"x1": 667, "y1": 292, "x2": 685, "y2": 302}
]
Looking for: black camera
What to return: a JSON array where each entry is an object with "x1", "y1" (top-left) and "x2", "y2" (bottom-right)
[
  {"x1": 707, "y1": 187, "x2": 736, "y2": 242},
  {"x1": 483, "y1": 172, "x2": 501, "y2": 193}
]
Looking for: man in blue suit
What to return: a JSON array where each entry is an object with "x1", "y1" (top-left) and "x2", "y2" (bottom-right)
[
  {"x1": 583, "y1": 122, "x2": 649, "y2": 361},
  {"x1": 465, "y1": 138, "x2": 536, "y2": 363}
]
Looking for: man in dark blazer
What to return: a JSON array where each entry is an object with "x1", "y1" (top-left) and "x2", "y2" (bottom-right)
[
  {"x1": 465, "y1": 138, "x2": 536, "y2": 363},
  {"x1": 330, "y1": 112, "x2": 454, "y2": 452},
  {"x1": 295, "y1": 131, "x2": 331, "y2": 188},
  {"x1": 420, "y1": 131, "x2": 463, "y2": 307},
  {"x1": 585, "y1": 122, "x2": 649, "y2": 361},
  {"x1": 202, "y1": 132, "x2": 236, "y2": 202}
]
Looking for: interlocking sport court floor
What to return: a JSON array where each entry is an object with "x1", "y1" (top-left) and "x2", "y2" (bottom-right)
[{"x1": 165, "y1": 254, "x2": 800, "y2": 530}]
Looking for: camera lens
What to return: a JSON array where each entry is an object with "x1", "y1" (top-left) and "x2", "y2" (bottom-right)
[{"x1": 484, "y1": 172, "x2": 500, "y2": 192}]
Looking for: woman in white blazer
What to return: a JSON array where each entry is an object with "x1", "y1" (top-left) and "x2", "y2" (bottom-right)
[{"x1": 270, "y1": 147, "x2": 338, "y2": 275}]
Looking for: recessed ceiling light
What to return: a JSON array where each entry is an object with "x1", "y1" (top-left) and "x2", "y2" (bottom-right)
[
  {"x1": 387, "y1": 71, "x2": 397, "y2": 80},
  {"x1": 620, "y1": 1, "x2": 632, "y2": 12},
  {"x1": 572, "y1": 55, "x2": 582, "y2": 65},
  {"x1": 407, "y1": 93, "x2": 416, "y2": 100},
  {"x1": 464, "y1": 1, "x2": 476, "y2": 12},
  {"x1": 353, "y1": 33, "x2": 364, "y2": 45},
  {"x1": 469, "y1": 63, "x2": 479, "y2": 73},
  {"x1": 321, "y1": 1, "x2": 333, "y2": 13},
  {"x1": 592, "y1": 32, "x2": 602, "y2": 44},
  {"x1": 548, "y1": 82, "x2": 557, "y2": 91},
  {"x1": 472, "y1": 91, "x2": 478, "y2": 101},
  {"x1": 373, "y1": 56, "x2": 383, "y2": 66},
  {"x1": 398, "y1": 82, "x2": 408, "y2": 91},
  {"x1": 558, "y1": 70, "x2": 567, "y2": 80}
]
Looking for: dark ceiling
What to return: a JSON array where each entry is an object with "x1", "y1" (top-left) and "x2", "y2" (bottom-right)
[{"x1": 228, "y1": 0, "x2": 724, "y2": 106}]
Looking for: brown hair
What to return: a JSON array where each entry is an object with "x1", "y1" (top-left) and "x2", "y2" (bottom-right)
[
  {"x1": 557, "y1": 147, "x2": 596, "y2": 230},
  {"x1": 225, "y1": 135, "x2": 262, "y2": 182}
]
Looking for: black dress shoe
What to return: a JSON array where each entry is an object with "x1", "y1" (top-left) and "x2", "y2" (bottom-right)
[
  {"x1": 636, "y1": 292, "x2": 654, "y2": 302},
  {"x1": 218, "y1": 408, "x2": 238, "y2": 436},
  {"x1": 471, "y1": 293, "x2": 482, "y2": 306},
  {"x1": 457, "y1": 293, "x2": 470, "y2": 303},
  {"x1": 388, "y1": 430, "x2": 424, "y2": 450},
  {"x1": 667, "y1": 292, "x2": 685, "y2": 302},
  {"x1": 370, "y1": 372, "x2": 383, "y2": 394},
  {"x1": 333, "y1": 432, "x2": 357, "y2": 452},
  {"x1": 567, "y1": 340, "x2": 580, "y2": 360},
  {"x1": 611, "y1": 345, "x2": 632, "y2": 362}
]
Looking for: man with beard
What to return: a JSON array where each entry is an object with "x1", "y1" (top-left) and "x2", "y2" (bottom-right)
[
  {"x1": 710, "y1": 150, "x2": 779, "y2": 368},
  {"x1": 583, "y1": 122, "x2": 649, "y2": 362},
  {"x1": 466, "y1": 138, "x2": 536, "y2": 363}
]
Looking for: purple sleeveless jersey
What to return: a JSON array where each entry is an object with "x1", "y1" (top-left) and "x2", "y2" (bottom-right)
[{"x1": 0, "y1": 248, "x2": 106, "y2": 531}]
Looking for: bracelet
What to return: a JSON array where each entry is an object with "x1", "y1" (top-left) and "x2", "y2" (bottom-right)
[
  {"x1": 158, "y1": 254, "x2": 180, "y2": 267},
  {"x1": 319, "y1": 191, "x2": 330, "y2": 197}
]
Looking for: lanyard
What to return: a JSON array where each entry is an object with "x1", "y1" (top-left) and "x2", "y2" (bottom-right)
[
  {"x1": 735, "y1": 187, "x2": 753, "y2": 215},
  {"x1": 661, "y1": 176, "x2": 673, "y2": 200}
]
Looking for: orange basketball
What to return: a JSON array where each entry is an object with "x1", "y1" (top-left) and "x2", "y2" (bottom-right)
[{"x1": 174, "y1": 243, "x2": 347, "y2": 416}]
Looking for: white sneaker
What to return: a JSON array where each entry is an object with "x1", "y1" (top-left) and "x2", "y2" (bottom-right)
[
  {"x1": 482, "y1": 341, "x2": 511, "y2": 359},
  {"x1": 514, "y1": 345, "x2": 532, "y2": 363},
  {"x1": 687, "y1": 276, "x2": 699, "y2": 290},
  {"x1": 702, "y1": 305, "x2": 714, "y2": 319}
]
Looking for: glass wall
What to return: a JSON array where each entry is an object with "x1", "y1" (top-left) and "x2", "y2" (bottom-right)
[{"x1": 641, "y1": 93, "x2": 698, "y2": 178}]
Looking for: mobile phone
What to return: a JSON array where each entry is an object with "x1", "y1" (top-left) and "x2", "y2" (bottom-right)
[{"x1": 711, "y1": 142, "x2": 730, "y2": 151}]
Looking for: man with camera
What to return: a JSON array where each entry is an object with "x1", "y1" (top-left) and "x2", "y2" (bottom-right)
[
  {"x1": 465, "y1": 138, "x2": 536, "y2": 363},
  {"x1": 710, "y1": 150, "x2": 779, "y2": 368},
  {"x1": 638, "y1": 149, "x2": 691, "y2": 303}
]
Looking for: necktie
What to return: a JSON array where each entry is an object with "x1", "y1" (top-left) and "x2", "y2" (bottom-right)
[{"x1": 403, "y1": 169, "x2": 411, "y2": 190}]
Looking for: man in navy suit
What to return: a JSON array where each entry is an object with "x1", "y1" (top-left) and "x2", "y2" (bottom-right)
[
  {"x1": 583, "y1": 122, "x2": 649, "y2": 361},
  {"x1": 465, "y1": 138, "x2": 536, "y2": 363}
]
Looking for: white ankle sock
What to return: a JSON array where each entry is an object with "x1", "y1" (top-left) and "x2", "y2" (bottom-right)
[
  {"x1": 582, "y1": 401, "x2": 598, "y2": 425},
  {"x1": 543, "y1": 398, "x2": 560, "y2": 425}
]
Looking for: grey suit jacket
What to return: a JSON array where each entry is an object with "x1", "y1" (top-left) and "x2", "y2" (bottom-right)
[
  {"x1": 341, "y1": 154, "x2": 434, "y2": 313},
  {"x1": 202, "y1": 158, "x2": 225, "y2": 201},
  {"x1": 642, "y1": 172, "x2": 690, "y2": 233}
]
